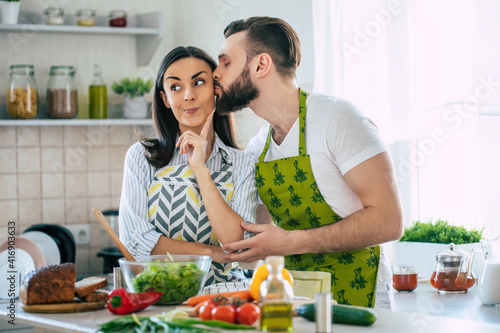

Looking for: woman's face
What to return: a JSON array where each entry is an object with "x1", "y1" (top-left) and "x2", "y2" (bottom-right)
[{"x1": 160, "y1": 57, "x2": 215, "y2": 135}]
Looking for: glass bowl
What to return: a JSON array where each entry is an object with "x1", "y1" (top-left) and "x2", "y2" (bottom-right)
[{"x1": 119, "y1": 255, "x2": 211, "y2": 305}]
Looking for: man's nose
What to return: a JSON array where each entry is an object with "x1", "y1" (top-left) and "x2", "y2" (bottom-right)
[{"x1": 213, "y1": 67, "x2": 221, "y2": 81}]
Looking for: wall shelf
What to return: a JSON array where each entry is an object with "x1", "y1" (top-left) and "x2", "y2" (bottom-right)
[
  {"x1": 0, "y1": 119, "x2": 153, "y2": 126},
  {"x1": 0, "y1": 11, "x2": 163, "y2": 66}
]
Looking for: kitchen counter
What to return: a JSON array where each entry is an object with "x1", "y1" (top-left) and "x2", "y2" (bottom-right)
[{"x1": 1, "y1": 293, "x2": 499, "y2": 333}]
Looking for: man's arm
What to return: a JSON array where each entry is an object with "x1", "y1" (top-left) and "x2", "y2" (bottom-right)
[{"x1": 221, "y1": 152, "x2": 403, "y2": 262}]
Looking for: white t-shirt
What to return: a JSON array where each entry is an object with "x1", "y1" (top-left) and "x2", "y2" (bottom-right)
[{"x1": 245, "y1": 93, "x2": 387, "y2": 218}]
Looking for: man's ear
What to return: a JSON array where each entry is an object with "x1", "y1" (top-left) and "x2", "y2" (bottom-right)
[
  {"x1": 160, "y1": 90, "x2": 171, "y2": 108},
  {"x1": 254, "y1": 53, "x2": 272, "y2": 78}
]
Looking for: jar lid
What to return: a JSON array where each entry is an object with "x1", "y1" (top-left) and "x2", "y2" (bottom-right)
[
  {"x1": 435, "y1": 243, "x2": 469, "y2": 262},
  {"x1": 9, "y1": 65, "x2": 34, "y2": 75},
  {"x1": 49, "y1": 66, "x2": 76, "y2": 75},
  {"x1": 44, "y1": 7, "x2": 63, "y2": 15},
  {"x1": 109, "y1": 10, "x2": 127, "y2": 17}
]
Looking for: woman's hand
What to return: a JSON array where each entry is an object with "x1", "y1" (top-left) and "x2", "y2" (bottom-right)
[
  {"x1": 176, "y1": 112, "x2": 213, "y2": 170},
  {"x1": 210, "y1": 244, "x2": 234, "y2": 264}
]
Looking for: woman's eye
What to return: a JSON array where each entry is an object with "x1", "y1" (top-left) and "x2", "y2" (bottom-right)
[
  {"x1": 170, "y1": 85, "x2": 181, "y2": 91},
  {"x1": 194, "y1": 79, "x2": 205, "y2": 86}
]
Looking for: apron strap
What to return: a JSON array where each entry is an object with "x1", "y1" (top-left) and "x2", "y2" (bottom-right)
[{"x1": 258, "y1": 88, "x2": 308, "y2": 163}]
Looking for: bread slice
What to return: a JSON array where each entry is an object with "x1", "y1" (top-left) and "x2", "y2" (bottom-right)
[
  {"x1": 80, "y1": 290, "x2": 108, "y2": 302},
  {"x1": 75, "y1": 277, "x2": 107, "y2": 298},
  {"x1": 19, "y1": 263, "x2": 76, "y2": 305}
]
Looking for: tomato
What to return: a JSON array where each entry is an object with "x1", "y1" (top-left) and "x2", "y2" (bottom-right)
[
  {"x1": 250, "y1": 265, "x2": 294, "y2": 301},
  {"x1": 236, "y1": 302, "x2": 260, "y2": 325},
  {"x1": 199, "y1": 300, "x2": 217, "y2": 320},
  {"x1": 211, "y1": 305, "x2": 236, "y2": 323}
]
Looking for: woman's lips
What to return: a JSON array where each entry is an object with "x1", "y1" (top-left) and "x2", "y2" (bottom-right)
[{"x1": 184, "y1": 107, "x2": 199, "y2": 114}]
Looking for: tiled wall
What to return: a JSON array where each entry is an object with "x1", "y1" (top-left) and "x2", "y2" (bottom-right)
[{"x1": 0, "y1": 125, "x2": 141, "y2": 276}]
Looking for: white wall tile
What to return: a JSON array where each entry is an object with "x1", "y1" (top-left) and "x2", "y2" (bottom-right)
[
  {"x1": 65, "y1": 198, "x2": 89, "y2": 224},
  {"x1": 0, "y1": 148, "x2": 17, "y2": 173},
  {"x1": 109, "y1": 146, "x2": 128, "y2": 171},
  {"x1": 64, "y1": 146, "x2": 88, "y2": 172},
  {"x1": 17, "y1": 147, "x2": 40, "y2": 173},
  {"x1": 65, "y1": 172, "x2": 88, "y2": 197},
  {"x1": 109, "y1": 126, "x2": 133, "y2": 146},
  {"x1": 88, "y1": 172, "x2": 110, "y2": 197},
  {"x1": 41, "y1": 147, "x2": 64, "y2": 173},
  {"x1": 0, "y1": 127, "x2": 16, "y2": 147},
  {"x1": 87, "y1": 146, "x2": 110, "y2": 171},
  {"x1": 18, "y1": 173, "x2": 41, "y2": 199},
  {"x1": 75, "y1": 246, "x2": 90, "y2": 276},
  {"x1": 16, "y1": 127, "x2": 40, "y2": 147},
  {"x1": 0, "y1": 200, "x2": 18, "y2": 222},
  {"x1": 63, "y1": 127, "x2": 88, "y2": 146},
  {"x1": 18, "y1": 199, "x2": 42, "y2": 225},
  {"x1": 0, "y1": 174, "x2": 17, "y2": 200},
  {"x1": 110, "y1": 196, "x2": 121, "y2": 209},
  {"x1": 42, "y1": 198, "x2": 65, "y2": 224},
  {"x1": 87, "y1": 197, "x2": 111, "y2": 221},
  {"x1": 41, "y1": 173, "x2": 64, "y2": 198},
  {"x1": 90, "y1": 247, "x2": 104, "y2": 274},
  {"x1": 86, "y1": 125, "x2": 110, "y2": 149},
  {"x1": 110, "y1": 171, "x2": 123, "y2": 196},
  {"x1": 41, "y1": 126, "x2": 63, "y2": 146}
]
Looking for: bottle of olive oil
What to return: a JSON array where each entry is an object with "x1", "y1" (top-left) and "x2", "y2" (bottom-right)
[
  {"x1": 259, "y1": 256, "x2": 294, "y2": 332},
  {"x1": 89, "y1": 64, "x2": 107, "y2": 119}
]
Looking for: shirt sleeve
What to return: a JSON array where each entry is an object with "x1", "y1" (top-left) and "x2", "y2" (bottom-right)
[
  {"x1": 118, "y1": 143, "x2": 162, "y2": 257},
  {"x1": 228, "y1": 152, "x2": 259, "y2": 239}
]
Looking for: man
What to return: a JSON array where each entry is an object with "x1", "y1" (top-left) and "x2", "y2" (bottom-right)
[{"x1": 213, "y1": 16, "x2": 403, "y2": 308}]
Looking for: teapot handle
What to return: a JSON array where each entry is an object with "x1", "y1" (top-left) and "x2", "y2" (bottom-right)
[{"x1": 466, "y1": 246, "x2": 482, "y2": 279}]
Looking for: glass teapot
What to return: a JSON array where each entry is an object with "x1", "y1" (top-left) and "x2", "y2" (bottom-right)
[
  {"x1": 430, "y1": 243, "x2": 475, "y2": 293},
  {"x1": 476, "y1": 235, "x2": 500, "y2": 305}
]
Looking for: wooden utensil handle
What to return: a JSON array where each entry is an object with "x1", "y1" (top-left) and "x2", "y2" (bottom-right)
[{"x1": 92, "y1": 208, "x2": 135, "y2": 262}]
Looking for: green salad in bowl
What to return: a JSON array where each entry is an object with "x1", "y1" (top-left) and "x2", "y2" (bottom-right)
[{"x1": 119, "y1": 255, "x2": 211, "y2": 305}]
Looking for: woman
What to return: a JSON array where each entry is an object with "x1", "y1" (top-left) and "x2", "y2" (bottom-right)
[{"x1": 119, "y1": 46, "x2": 258, "y2": 286}]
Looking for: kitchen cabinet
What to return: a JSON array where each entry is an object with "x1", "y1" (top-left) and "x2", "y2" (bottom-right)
[{"x1": 0, "y1": 11, "x2": 163, "y2": 66}]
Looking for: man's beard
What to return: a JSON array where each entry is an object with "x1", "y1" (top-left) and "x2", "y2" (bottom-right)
[{"x1": 215, "y1": 66, "x2": 259, "y2": 115}]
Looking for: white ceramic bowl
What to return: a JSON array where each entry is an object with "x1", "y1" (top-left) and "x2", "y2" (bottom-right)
[{"x1": 22, "y1": 231, "x2": 60, "y2": 266}]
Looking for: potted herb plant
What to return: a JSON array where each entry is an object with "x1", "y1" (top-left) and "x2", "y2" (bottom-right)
[
  {"x1": 388, "y1": 219, "x2": 484, "y2": 278},
  {"x1": 112, "y1": 77, "x2": 153, "y2": 119},
  {"x1": 0, "y1": 0, "x2": 21, "y2": 24}
]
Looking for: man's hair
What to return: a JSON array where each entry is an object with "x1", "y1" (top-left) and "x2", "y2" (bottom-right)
[{"x1": 224, "y1": 16, "x2": 301, "y2": 78}]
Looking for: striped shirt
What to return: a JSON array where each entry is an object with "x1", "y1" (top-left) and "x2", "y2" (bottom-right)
[{"x1": 119, "y1": 134, "x2": 258, "y2": 257}]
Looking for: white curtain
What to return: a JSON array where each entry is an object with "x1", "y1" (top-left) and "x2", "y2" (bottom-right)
[{"x1": 312, "y1": 0, "x2": 500, "y2": 238}]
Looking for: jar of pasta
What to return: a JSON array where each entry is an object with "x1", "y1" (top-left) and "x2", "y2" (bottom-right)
[{"x1": 7, "y1": 65, "x2": 38, "y2": 119}]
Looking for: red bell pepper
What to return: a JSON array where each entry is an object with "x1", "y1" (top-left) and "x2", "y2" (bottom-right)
[{"x1": 107, "y1": 288, "x2": 163, "y2": 315}]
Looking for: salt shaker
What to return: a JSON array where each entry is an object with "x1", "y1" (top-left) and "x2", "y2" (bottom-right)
[{"x1": 315, "y1": 292, "x2": 332, "y2": 333}]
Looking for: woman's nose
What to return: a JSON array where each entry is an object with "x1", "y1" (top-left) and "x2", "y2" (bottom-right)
[{"x1": 184, "y1": 88, "x2": 195, "y2": 101}]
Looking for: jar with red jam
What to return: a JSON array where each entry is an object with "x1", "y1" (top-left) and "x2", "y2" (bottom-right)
[
  {"x1": 430, "y1": 243, "x2": 475, "y2": 293},
  {"x1": 109, "y1": 10, "x2": 127, "y2": 27}
]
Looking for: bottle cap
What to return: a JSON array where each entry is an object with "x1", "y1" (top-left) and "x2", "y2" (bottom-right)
[{"x1": 315, "y1": 292, "x2": 332, "y2": 333}]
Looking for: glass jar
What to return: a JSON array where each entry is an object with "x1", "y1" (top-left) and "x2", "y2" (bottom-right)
[
  {"x1": 7, "y1": 65, "x2": 38, "y2": 119},
  {"x1": 430, "y1": 243, "x2": 475, "y2": 293},
  {"x1": 47, "y1": 66, "x2": 78, "y2": 119},
  {"x1": 76, "y1": 9, "x2": 96, "y2": 26},
  {"x1": 109, "y1": 10, "x2": 127, "y2": 27},
  {"x1": 44, "y1": 8, "x2": 64, "y2": 25}
]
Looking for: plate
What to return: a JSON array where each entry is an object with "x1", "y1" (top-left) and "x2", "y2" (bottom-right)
[
  {"x1": 22, "y1": 231, "x2": 60, "y2": 266},
  {"x1": 0, "y1": 237, "x2": 46, "y2": 269},
  {"x1": 0, "y1": 249, "x2": 35, "y2": 299},
  {"x1": 24, "y1": 224, "x2": 75, "y2": 263}
]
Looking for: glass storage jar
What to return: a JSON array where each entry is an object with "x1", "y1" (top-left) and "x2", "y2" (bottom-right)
[
  {"x1": 7, "y1": 65, "x2": 38, "y2": 119},
  {"x1": 76, "y1": 9, "x2": 96, "y2": 26},
  {"x1": 47, "y1": 66, "x2": 78, "y2": 118},
  {"x1": 109, "y1": 10, "x2": 127, "y2": 27},
  {"x1": 44, "y1": 8, "x2": 64, "y2": 25}
]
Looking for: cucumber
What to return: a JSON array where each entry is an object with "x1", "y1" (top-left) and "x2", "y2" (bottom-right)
[{"x1": 296, "y1": 303, "x2": 376, "y2": 326}]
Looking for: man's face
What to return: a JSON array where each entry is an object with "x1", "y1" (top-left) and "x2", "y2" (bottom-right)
[{"x1": 213, "y1": 32, "x2": 259, "y2": 114}]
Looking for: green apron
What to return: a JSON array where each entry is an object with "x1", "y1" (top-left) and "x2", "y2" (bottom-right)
[{"x1": 255, "y1": 88, "x2": 380, "y2": 308}]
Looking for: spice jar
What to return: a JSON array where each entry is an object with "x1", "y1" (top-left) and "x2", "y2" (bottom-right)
[
  {"x1": 76, "y1": 9, "x2": 96, "y2": 26},
  {"x1": 47, "y1": 66, "x2": 78, "y2": 119},
  {"x1": 7, "y1": 65, "x2": 38, "y2": 119},
  {"x1": 44, "y1": 8, "x2": 64, "y2": 25},
  {"x1": 109, "y1": 10, "x2": 127, "y2": 27}
]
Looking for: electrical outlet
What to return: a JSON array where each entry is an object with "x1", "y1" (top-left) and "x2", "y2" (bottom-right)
[{"x1": 67, "y1": 224, "x2": 90, "y2": 245}]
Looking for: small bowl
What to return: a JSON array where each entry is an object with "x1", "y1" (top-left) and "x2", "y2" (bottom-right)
[{"x1": 119, "y1": 255, "x2": 211, "y2": 305}]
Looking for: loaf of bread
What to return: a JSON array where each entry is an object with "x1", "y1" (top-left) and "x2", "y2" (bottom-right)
[
  {"x1": 80, "y1": 290, "x2": 108, "y2": 302},
  {"x1": 19, "y1": 263, "x2": 76, "y2": 305},
  {"x1": 75, "y1": 276, "x2": 107, "y2": 298}
]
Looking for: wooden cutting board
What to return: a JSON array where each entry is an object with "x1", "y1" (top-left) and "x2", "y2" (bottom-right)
[{"x1": 21, "y1": 301, "x2": 107, "y2": 313}]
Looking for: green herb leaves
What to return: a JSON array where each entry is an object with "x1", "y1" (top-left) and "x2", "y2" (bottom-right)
[
  {"x1": 112, "y1": 77, "x2": 153, "y2": 98},
  {"x1": 400, "y1": 219, "x2": 484, "y2": 244}
]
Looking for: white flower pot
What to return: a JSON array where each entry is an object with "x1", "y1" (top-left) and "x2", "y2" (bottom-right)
[
  {"x1": 0, "y1": 1, "x2": 21, "y2": 24},
  {"x1": 123, "y1": 95, "x2": 148, "y2": 119}
]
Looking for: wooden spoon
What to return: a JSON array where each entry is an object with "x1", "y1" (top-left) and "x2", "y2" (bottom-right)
[{"x1": 92, "y1": 207, "x2": 135, "y2": 262}]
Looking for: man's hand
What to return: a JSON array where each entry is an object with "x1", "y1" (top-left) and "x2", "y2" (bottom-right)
[{"x1": 221, "y1": 221, "x2": 297, "y2": 262}]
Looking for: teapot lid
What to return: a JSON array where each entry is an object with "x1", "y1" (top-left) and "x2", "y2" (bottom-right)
[{"x1": 436, "y1": 243, "x2": 469, "y2": 262}]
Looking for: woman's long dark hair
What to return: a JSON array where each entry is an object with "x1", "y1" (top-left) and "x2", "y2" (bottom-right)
[{"x1": 142, "y1": 46, "x2": 238, "y2": 168}]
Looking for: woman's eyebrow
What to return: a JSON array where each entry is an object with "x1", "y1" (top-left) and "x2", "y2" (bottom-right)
[
  {"x1": 166, "y1": 71, "x2": 207, "y2": 81},
  {"x1": 191, "y1": 71, "x2": 207, "y2": 79}
]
